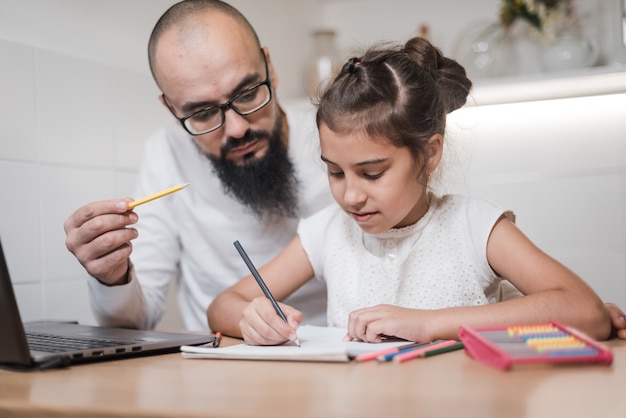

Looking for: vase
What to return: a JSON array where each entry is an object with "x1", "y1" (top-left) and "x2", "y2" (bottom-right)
[
  {"x1": 305, "y1": 29, "x2": 342, "y2": 98},
  {"x1": 451, "y1": 21, "x2": 519, "y2": 80},
  {"x1": 539, "y1": 29, "x2": 598, "y2": 73}
]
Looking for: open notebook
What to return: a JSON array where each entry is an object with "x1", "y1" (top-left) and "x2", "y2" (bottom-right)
[
  {"x1": 181, "y1": 325, "x2": 413, "y2": 362},
  {"x1": 0, "y1": 237, "x2": 213, "y2": 371}
]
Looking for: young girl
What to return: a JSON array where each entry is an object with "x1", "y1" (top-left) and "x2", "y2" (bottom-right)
[{"x1": 207, "y1": 36, "x2": 611, "y2": 345}]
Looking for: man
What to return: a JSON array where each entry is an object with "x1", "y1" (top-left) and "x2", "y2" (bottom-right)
[
  {"x1": 64, "y1": 0, "x2": 332, "y2": 331},
  {"x1": 64, "y1": 0, "x2": 626, "y2": 338}
]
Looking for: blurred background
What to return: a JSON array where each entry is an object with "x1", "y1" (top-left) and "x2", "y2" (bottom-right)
[{"x1": 1, "y1": 0, "x2": 625, "y2": 330}]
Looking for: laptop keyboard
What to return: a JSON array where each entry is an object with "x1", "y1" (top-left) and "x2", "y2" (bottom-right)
[{"x1": 26, "y1": 332, "x2": 129, "y2": 353}]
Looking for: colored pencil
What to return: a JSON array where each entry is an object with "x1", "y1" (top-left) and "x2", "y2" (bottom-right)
[
  {"x1": 375, "y1": 341, "x2": 445, "y2": 363},
  {"x1": 393, "y1": 340, "x2": 464, "y2": 363},
  {"x1": 354, "y1": 341, "x2": 431, "y2": 363},
  {"x1": 212, "y1": 332, "x2": 222, "y2": 348},
  {"x1": 127, "y1": 183, "x2": 190, "y2": 209},
  {"x1": 420, "y1": 341, "x2": 464, "y2": 358}
]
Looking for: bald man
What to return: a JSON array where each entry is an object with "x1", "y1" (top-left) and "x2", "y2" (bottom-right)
[{"x1": 64, "y1": 0, "x2": 331, "y2": 331}]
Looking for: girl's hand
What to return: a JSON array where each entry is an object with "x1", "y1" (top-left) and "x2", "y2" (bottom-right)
[
  {"x1": 238, "y1": 296, "x2": 303, "y2": 346},
  {"x1": 606, "y1": 303, "x2": 626, "y2": 340},
  {"x1": 344, "y1": 304, "x2": 432, "y2": 343}
]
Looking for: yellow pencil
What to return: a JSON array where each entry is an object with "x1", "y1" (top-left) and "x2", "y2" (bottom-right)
[{"x1": 127, "y1": 183, "x2": 191, "y2": 209}]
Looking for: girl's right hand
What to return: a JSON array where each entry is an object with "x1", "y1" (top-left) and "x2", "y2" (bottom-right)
[{"x1": 238, "y1": 296, "x2": 303, "y2": 346}]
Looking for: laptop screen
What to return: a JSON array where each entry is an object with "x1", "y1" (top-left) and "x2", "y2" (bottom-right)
[{"x1": 0, "y1": 239, "x2": 34, "y2": 367}]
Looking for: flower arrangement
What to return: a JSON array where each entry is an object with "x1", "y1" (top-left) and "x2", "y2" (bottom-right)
[{"x1": 499, "y1": 0, "x2": 577, "y2": 39}]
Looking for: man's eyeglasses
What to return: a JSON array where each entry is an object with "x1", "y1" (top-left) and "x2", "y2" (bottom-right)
[{"x1": 163, "y1": 50, "x2": 272, "y2": 136}]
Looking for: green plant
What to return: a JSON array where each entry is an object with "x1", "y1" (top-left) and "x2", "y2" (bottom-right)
[{"x1": 499, "y1": 0, "x2": 576, "y2": 34}]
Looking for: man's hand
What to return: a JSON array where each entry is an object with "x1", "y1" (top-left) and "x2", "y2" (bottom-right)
[{"x1": 64, "y1": 199, "x2": 138, "y2": 286}]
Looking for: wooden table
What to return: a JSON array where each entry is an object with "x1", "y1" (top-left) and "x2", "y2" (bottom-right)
[{"x1": 1, "y1": 337, "x2": 625, "y2": 418}]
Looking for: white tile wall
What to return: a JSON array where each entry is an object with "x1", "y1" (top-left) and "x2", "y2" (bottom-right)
[
  {"x1": 39, "y1": 166, "x2": 118, "y2": 283},
  {"x1": 0, "y1": 40, "x2": 166, "y2": 326},
  {"x1": 0, "y1": 39, "x2": 37, "y2": 161},
  {"x1": 12, "y1": 283, "x2": 43, "y2": 323},
  {"x1": 43, "y1": 280, "x2": 94, "y2": 325},
  {"x1": 37, "y1": 51, "x2": 116, "y2": 167},
  {"x1": 110, "y1": 69, "x2": 170, "y2": 170},
  {"x1": 0, "y1": 161, "x2": 41, "y2": 283},
  {"x1": 1, "y1": 1, "x2": 625, "y2": 333}
]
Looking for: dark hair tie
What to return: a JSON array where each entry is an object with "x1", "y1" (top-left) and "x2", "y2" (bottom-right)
[{"x1": 342, "y1": 57, "x2": 362, "y2": 74}]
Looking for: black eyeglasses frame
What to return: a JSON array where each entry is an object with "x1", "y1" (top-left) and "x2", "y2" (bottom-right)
[{"x1": 162, "y1": 49, "x2": 272, "y2": 136}]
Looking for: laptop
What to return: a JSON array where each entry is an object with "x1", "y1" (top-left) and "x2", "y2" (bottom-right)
[{"x1": 0, "y1": 238, "x2": 213, "y2": 370}]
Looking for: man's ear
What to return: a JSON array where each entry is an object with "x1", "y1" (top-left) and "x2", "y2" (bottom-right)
[
  {"x1": 158, "y1": 94, "x2": 178, "y2": 118},
  {"x1": 263, "y1": 47, "x2": 279, "y2": 91},
  {"x1": 425, "y1": 133, "x2": 444, "y2": 174}
]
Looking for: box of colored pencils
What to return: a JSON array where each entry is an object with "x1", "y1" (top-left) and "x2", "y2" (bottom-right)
[{"x1": 458, "y1": 322, "x2": 613, "y2": 371}]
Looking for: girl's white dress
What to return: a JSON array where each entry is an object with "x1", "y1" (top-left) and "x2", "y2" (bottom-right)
[{"x1": 297, "y1": 194, "x2": 514, "y2": 328}]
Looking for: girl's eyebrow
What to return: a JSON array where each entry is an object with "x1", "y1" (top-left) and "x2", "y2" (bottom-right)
[
  {"x1": 320, "y1": 155, "x2": 336, "y2": 165},
  {"x1": 321, "y1": 155, "x2": 388, "y2": 167}
]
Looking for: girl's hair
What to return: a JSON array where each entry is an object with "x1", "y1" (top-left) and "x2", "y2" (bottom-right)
[{"x1": 316, "y1": 36, "x2": 471, "y2": 163}]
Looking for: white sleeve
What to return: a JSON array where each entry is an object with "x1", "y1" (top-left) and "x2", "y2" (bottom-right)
[
  {"x1": 87, "y1": 262, "x2": 155, "y2": 329},
  {"x1": 467, "y1": 197, "x2": 515, "y2": 274},
  {"x1": 466, "y1": 197, "x2": 516, "y2": 301},
  {"x1": 297, "y1": 204, "x2": 339, "y2": 281}
]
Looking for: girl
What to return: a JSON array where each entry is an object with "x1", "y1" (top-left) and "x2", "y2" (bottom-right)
[{"x1": 207, "y1": 36, "x2": 611, "y2": 345}]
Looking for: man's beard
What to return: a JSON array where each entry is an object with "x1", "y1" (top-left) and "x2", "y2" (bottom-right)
[{"x1": 206, "y1": 119, "x2": 300, "y2": 220}]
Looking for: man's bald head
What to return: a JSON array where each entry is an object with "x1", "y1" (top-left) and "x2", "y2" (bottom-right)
[{"x1": 148, "y1": 0, "x2": 260, "y2": 89}]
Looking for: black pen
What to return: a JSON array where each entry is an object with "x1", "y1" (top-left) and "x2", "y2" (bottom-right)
[{"x1": 233, "y1": 240, "x2": 301, "y2": 347}]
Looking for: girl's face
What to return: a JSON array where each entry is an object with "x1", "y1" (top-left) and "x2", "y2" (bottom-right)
[{"x1": 319, "y1": 123, "x2": 433, "y2": 234}]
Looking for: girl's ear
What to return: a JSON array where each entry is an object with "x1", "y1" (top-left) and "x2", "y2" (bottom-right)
[{"x1": 425, "y1": 133, "x2": 444, "y2": 174}]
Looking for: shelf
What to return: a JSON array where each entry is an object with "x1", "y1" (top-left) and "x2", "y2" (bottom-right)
[{"x1": 468, "y1": 64, "x2": 626, "y2": 106}]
